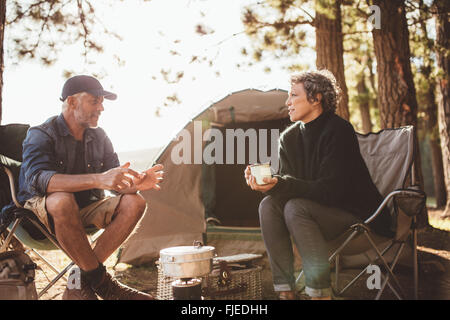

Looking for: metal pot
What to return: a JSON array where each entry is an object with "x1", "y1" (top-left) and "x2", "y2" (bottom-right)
[{"x1": 159, "y1": 241, "x2": 215, "y2": 278}]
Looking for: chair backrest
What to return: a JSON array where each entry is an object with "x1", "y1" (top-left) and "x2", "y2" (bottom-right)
[
  {"x1": 0, "y1": 124, "x2": 56, "y2": 247},
  {"x1": 356, "y1": 126, "x2": 416, "y2": 239},
  {"x1": 356, "y1": 126, "x2": 415, "y2": 197},
  {"x1": 0, "y1": 124, "x2": 30, "y2": 209},
  {"x1": 0, "y1": 124, "x2": 30, "y2": 163}
]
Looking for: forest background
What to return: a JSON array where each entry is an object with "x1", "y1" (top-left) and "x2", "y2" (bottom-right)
[{"x1": 0, "y1": 0, "x2": 449, "y2": 224}]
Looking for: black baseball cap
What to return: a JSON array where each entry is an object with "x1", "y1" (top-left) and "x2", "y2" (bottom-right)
[{"x1": 60, "y1": 75, "x2": 117, "y2": 101}]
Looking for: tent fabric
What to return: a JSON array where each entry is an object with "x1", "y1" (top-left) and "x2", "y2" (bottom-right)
[
  {"x1": 207, "y1": 89, "x2": 289, "y2": 124},
  {"x1": 118, "y1": 89, "x2": 288, "y2": 264},
  {"x1": 118, "y1": 123, "x2": 207, "y2": 264},
  {"x1": 205, "y1": 226, "x2": 266, "y2": 257}
]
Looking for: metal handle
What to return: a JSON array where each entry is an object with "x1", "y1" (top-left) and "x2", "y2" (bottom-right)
[
  {"x1": 193, "y1": 240, "x2": 203, "y2": 249},
  {"x1": 2, "y1": 166, "x2": 23, "y2": 208}
]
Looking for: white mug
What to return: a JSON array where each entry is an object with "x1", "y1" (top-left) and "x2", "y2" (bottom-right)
[{"x1": 250, "y1": 163, "x2": 272, "y2": 185}]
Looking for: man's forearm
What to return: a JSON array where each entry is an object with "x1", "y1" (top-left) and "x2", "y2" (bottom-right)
[{"x1": 47, "y1": 173, "x2": 101, "y2": 194}]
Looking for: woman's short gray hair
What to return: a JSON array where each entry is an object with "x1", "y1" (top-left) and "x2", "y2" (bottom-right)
[{"x1": 290, "y1": 70, "x2": 341, "y2": 113}]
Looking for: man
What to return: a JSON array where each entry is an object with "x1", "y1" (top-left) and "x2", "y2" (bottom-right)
[
  {"x1": 244, "y1": 70, "x2": 391, "y2": 300},
  {"x1": 18, "y1": 75, "x2": 164, "y2": 300}
]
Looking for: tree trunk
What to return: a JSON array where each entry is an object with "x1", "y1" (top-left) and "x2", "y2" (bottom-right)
[
  {"x1": 430, "y1": 138, "x2": 447, "y2": 208},
  {"x1": 357, "y1": 73, "x2": 373, "y2": 134},
  {"x1": 0, "y1": 0, "x2": 5, "y2": 125},
  {"x1": 371, "y1": 0, "x2": 418, "y2": 127},
  {"x1": 315, "y1": 0, "x2": 350, "y2": 120},
  {"x1": 416, "y1": 0, "x2": 447, "y2": 209},
  {"x1": 422, "y1": 64, "x2": 447, "y2": 208},
  {"x1": 434, "y1": 0, "x2": 450, "y2": 218},
  {"x1": 371, "y1": 0, "x2": 428, "y2": 226}
]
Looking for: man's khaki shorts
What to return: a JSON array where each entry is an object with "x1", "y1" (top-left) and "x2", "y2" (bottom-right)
[{"x1": 23, "y1": 195, "x2": 123, "y2": 233}]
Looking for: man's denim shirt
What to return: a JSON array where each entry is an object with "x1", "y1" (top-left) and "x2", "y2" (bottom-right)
[{"x1": 17, "y1": 113, "x2": 120, "y2": 205}]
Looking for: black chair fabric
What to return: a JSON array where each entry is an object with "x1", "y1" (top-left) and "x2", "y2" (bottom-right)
[{"x1": 0, "y1": 123, "x2": 47, "y2": 240}]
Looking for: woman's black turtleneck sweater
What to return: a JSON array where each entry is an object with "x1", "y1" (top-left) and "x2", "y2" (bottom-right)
[{"x1": 267, "y1": 111, "x2": 392, "y2": 237}]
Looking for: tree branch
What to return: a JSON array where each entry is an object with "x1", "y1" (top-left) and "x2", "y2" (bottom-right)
[
  {"x1": 297, "y1": 6, "x2": 315, "y2": 22},
  {"x1": 6, "y1": 0, "x2": 48, "y2": 25}
]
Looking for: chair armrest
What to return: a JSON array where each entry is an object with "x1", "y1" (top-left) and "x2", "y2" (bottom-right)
[
  {"x1": 1, "y1": 165, "x2": 23, "y2": 208},
  {"x1": 364, "y1": 187, "x2": 426, "y2": 224},
  {"x1": 393, "y1": 187, "x2": 426, "y2": 217}
]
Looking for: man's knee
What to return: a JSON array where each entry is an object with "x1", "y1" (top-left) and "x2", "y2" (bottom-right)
[
  {"x1": 119, "y1": 193, "x2": 147, "y2": 219},
  {"x1": 46, "y1": 192, "x2": 78, "y2": 221}
]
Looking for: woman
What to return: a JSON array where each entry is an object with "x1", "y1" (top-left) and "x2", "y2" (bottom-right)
[{"x1": 244, "y1": 70, "x2": 390, "y2": 300}]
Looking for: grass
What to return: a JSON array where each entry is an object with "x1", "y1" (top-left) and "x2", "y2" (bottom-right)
[
  {"x1": 427, "y1": 197, "x2": 450, "y2": 232},
  {"x1": 429, "y1": 216, "x2": 450, "y2": 232}
]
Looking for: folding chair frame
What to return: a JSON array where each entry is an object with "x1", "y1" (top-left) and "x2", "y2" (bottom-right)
[
  {"x1": 294, "y1": 126, "x2": 426, "y2": 300},
  {"x1": 0, "y1": 165, "x2": 103, "y2": 299},
  {"x1": 294, "y1": 186, "x2": 425, "y2": 300}
]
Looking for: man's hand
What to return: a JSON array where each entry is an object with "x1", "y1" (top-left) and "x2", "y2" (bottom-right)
[
  {"x1": 132, "y1": 164, "x2": 164, "y2": 191},
  {"x1": 97, "y1": 162, "x2": 141, "y2": 192},
  {"x1": 244, "y1": 165, "x2": 277, "y2": 193}
]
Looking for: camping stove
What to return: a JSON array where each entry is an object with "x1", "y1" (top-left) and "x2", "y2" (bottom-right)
[
  {"x1": 171, "y1": 278, "x2": 203, "y2": 300},
  {"x1": 159, "y1": 241, "x2": 215, "y2": 300}
]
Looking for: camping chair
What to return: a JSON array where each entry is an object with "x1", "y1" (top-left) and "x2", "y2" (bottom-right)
[
  {"x1": 294, "y1": 125, "x2": 426, "y2": 300},
  {"x1": 0, "y1": 123, "x2": 102, "y2": 299}
]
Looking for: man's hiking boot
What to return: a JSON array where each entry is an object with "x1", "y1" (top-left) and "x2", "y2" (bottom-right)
[
  {"x1": 92, "y1": 271, "x2": 154, "y2": 300},
  {"x1": 62, "y1": 269, "x2": 98, "y2": 300}
]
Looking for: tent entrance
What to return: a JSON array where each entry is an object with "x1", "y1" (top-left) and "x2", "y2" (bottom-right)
[{"x1": 203, "y1": 118, "x2": 291, "y2": 227}]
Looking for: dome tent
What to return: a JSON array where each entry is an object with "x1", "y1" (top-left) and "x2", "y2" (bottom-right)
[{"x1": 118, "y1": 88, "x2": 290, "y2": 265}]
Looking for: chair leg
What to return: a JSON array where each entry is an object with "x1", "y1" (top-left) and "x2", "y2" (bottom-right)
[
  {"x1": 328, "y1": 230, "x2": 359, "y2": 262},
  {"x1": 339, "y1": 265, "x2": 370, "y2": 296},
  {"x1": 375, "y1": 242, "x2": 405, "y2": 300},
  {"x1": 337, "y1": 241, "x2": 395, "y2": 297},
  {"x1": 27, "y1": 220, "x2": 104, "y2": 299},
  {"x1": 0, "y1": 218, "x2": 23, "y2": 252},
  {"x1": 28, "y1": 219, "x2": 73, "y2": 258},
  {"x1": 363, "y1": 231, "x2": 405, "y2": 299},
  {"x1": 38, "y1": 261, "x2": 75, "y2": 298},
  {"x1": 294, "y1": 269, "x2": 305, "y2": 291},
  {"x1": 4, "y1": 216, "x2": 105, "y2": 299},
  {"x1": 335, "y1": 254, "x2": 340, "y2": 293},
  {"x1": 378, "y1": 273, "x2": 402, "y2": 300},
  {"x1": 412, "y1": 217, "x2": 419, "y2": 300},
  {"x1": 27, "y1": 248, "x2": 68, "y2": 282}
]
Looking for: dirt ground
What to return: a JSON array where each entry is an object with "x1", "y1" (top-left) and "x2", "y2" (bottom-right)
[{"x1": 29, "y1": 208, "x2": 449, "y2": 300}]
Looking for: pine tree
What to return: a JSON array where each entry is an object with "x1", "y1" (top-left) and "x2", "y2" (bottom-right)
[
  {"x1": 0, "y1": 0, "x2": 122, "y2": 124},
  {"x1": 434, "y1": 0, "x2": 450, "y2": 217},
  {"x1": 369, "y1": 0, "x2": 427, "y2": 226},
  {"x1": 409, "y1": 0, "x2": 446, "y2": 208},
  {"x1": 241, "y1": 0, "x2": 350, "y2": 120}
]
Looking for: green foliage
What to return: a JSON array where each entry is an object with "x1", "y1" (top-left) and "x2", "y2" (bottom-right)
[
  {"x1": 5, "y1": 0, "x2": 122, "y2": 70},
  {"x1": 241, "y1": 0, "x2": 382, "y2": 128},
  {"x1": 407, "y1": 0, "x2": 439, "y2": 141},
  {"x1": 240, "y1": 0, "x2": 314, "y2": 71},
  {"x1": 340, "y1": 1, "x2": 380, "y2": 130},
  {"x1": 314, "y1": 0, "x2": 339, "y2": 19}
]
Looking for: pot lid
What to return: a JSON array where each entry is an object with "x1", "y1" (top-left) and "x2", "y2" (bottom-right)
[{"x1": 160, "y1": 245, "x2": 215, "y2": 256}]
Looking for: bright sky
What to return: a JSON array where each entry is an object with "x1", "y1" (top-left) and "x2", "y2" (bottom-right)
[{"x1": 2, "y1": 0, "x2": 315, "y2": 152}]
